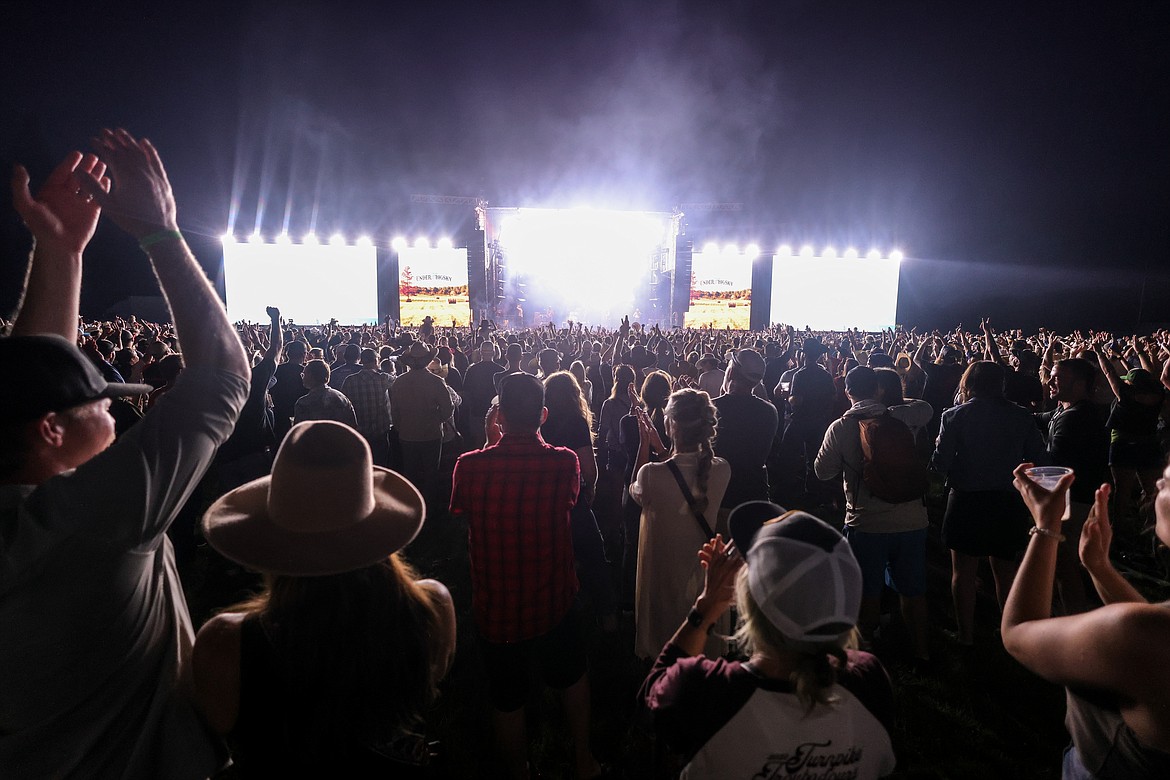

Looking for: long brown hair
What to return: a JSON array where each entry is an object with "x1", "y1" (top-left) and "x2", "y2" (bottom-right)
[
  {"x1": 665, "y1": 388, "x2": 717, "y2": 514},
  {"x1": 228, "y1": 554, "x2": 444, "y2": 747},
  {"x1": 544, "y1": 370, "x2": 594, "y2": 433}
]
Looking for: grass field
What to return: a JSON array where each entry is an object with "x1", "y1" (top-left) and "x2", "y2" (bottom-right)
[
  {"x1": 684, "y1": 296, "x2": 751, "y2": 329},
  {"x1": 401, "y1": 293, "x2": 472, "y2": 327}
]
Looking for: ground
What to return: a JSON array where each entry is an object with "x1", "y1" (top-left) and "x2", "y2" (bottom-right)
[
  {"x1": 401, "y1": 293, "x2": 473, "y2": 327},
  {"x1": 683, "y1": 297, "x2": 751, "y2": 330}
]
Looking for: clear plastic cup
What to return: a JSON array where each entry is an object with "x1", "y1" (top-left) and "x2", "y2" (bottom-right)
[{"x1": 1024, "y1": 466, "x2": 1073, "y2": 521}]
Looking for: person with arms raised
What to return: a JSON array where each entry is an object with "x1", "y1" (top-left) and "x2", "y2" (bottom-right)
[{"x1": 0, "y1": 129, "x2": 250, "y2": 778}]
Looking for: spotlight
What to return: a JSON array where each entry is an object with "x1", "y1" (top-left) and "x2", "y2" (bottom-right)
[
  {"x1": 303, "y1": 232, "x2": 320, "y2": 245},
  {"x1": 414, "y1": 237, "x2": 430, "y2": 249},
  {"x1": 220, "y1": 232, "x2": 235, "y2": 244},
  {"x1": 799, "y1": 245, "x2": 815, "y2": 258},
  {"x1": 889, "y1": 249, "x2": 904, "y2": 262},
  {"x1": 355, "y1": 235, "x2": 373, "y2": 248},
  {"x1": 866, "y1": 249, "x2": 881, "y2": 260},
  {"x1": 722, "y1": 243, "x2": 739, "y2": 256},
  {"x1": 822, "y1": 246, "x2": 837, "y2": 259},
  {"x1": 777, "y1": 244, "x2": 792, "y2": 257},
  {"x1": 843, "y1": 247, "x2": 859, "y2": 259},
  {"x1": 701, "y1": 242, "x2": 719, "y2": 256},
  {"x1": 329, "y1": 233, "x2": 346, "y2": 247},
  {"x1": 391, "y1": 236, "x2": 407, "y2": 252},
  {"x1": 275, "y1": 232, "x2": 292, "y2": 245},
  {"x1": 248, "y1": 231, "x2": 263, "y2": 244},
  {"x1": 744, "y1": 243, "x2": 760, "y2": 259},
  {"x1": 436, "y1": 237, "x2": 453, "y2": 250}
]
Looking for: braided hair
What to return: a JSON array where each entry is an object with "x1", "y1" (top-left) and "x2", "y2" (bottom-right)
[{"x1": 664, "y1": 388, "x2": 718, "y2": 515}]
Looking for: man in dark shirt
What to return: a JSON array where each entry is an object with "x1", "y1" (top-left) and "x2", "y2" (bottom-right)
[
  {"x1": 1035, "y1": 357, "x2": 1109, "y2": 613},
  {"x1": 774, "y1": 339, "x2": 835, "y2": 507},
  {"x1": 270, "y1": 339, "x2": 309, "y2": 441},
  {"x1": 714, "y1": 349, "x2": 779, "y2": 515},
  {"x1": 460, "y1": 341, "x2": 504, "y2": 451}
]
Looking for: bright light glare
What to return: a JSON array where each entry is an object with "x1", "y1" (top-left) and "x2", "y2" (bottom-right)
[
  {"x1": 249, "y1": 231, "x2": 263, "y2": 244},
  {"x1": 303, "y1": 232, "x2": 320, "y2": 245},
  {"x1": 866, "y1": 249, "x2": 881, "y2": 260},
  {"x1": 275, "y1": 232, "x2": 292, "y2": 245},
  {"x1": 329, "y1": 233, "x2": 346, "y2": 247},
  {"x1": 722, "y1": 243, "x2": 740, "y2": 256},
  {"x1": 771, "y1": 256, "x2": 900, "y2": 330},
  {"x1": 223, "y1": 241, "x2": 378, "y2": 324},
  {"x1": 436, "y1": 237, "x2": 454, "y2": 250},
  {"x1": 702, "y1": 242, "x2": 719, "y2": 255},
  {"x1": 822, "y1": 246, "x2": 837, "y2": 259},
  {"x1": 494, "y1": 207, "x2": 671, "y2": 323},
  {"x1": 391, "y1": 236, "x2": 407, "y2": 252},
  {"x1": 777, "y1": 244, "x2": 792, "y2": 257},
  {"x1": 414, "y1": 237, "x2": 430, "y2": 249},
  {"x1": 221, "y1": 232, "x2": 235, "y2": 244},
  {"x1": 355, "y1": 235, "x2": 373, "y2": 248},
  {"x1": 744, "y1": 243, "x2": 760, "y2": 259},
  {"x1": 843, "y1": 247, "x2": 859, "y2": 259},
  {"x1": 799, "y1": 245, "x2": 815, "y2": 258},
  {"x1": 889, "y1": 249, "x2": 905, "y2": 262}
]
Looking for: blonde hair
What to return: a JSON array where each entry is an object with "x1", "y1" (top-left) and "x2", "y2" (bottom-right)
[
  {"x1": 664, "y1": 389, "x2": 717, "y2": 514},
  {"x1": 733, "y1": 568, "x2": 851, "y2": 713}
]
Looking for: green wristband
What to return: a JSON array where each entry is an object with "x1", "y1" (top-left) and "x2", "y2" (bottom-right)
[{"x1": 138, "y1": 229, "x2": 183, "y2": 250}]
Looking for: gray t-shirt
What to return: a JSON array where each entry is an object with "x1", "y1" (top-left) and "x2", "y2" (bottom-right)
[{"x1": 0, "y1": 366, "x2": 248, "y2": 779}]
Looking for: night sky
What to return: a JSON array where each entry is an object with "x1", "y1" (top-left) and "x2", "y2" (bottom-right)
[{"x1": 2, "y1": 0, "x2": 1167, "y2": 330}]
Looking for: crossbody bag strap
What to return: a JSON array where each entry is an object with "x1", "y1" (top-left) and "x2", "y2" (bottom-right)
[{"x1": 665, "y1": 459, "x2": 716, "y2": 540}]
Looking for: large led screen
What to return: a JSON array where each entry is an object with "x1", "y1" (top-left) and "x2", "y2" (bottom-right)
[
  {"x1": 222, "y1": 241, "x2": 378, "y2": 324},
  {"x1": 490, "y1": 207, "x2": 674, "y2": 326},
  {"x1": 684, "y1": 248, "x2": 752, "y2": 329},
  {"x1": 770, "y1": 256, "x2": 900, "y2": 331},
  {"x1": 398, "y1": 246, "x2": 470, "y2": 327}
]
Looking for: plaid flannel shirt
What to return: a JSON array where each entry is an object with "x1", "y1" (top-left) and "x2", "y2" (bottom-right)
[{"x1": 450, "y1": 433, "x2": 580, "y2": 642}]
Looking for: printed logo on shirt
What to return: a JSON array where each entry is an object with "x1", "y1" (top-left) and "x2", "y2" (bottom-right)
[{"x1": 752, "y1": 741, "x2": 864, "y2": 779}]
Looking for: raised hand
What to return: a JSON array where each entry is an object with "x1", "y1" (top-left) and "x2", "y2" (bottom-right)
[
  {"x1": 1013, "y1": 463, "x2": 1074, "y2": 531},
  {"x1": 81, "y1": 128, "x2": 177, "y2": 239},
  {"x1": 11, "y1": 152, "x2": 108, "y2": 254},
  {"x1": 695, "y1": 534, "x2": 743, "y2": 618},
  {"x1": 1079, "y1": 483, "x2": 1113, "y2": 573},
  {"x1": 266, "y1": 306, "x2": 280, "y2": 320}
]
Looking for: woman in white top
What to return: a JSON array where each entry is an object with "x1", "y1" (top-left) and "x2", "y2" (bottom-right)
[{"x1": 630, "y1": 389, "x2": 731, "y2": 658}]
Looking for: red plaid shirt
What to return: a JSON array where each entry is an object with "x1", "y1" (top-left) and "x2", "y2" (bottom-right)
[{"x1": 450, "y1": 433, "x2": 580, "y2": 642}]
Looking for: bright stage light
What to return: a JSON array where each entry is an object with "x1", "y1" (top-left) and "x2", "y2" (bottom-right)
[
  {"x1": 702, "y1": 242, "x2": 719, "y2": 256},
  {"x1": 329, "y1": 233, "x2": 346, "y2": 247},
  {"x1": 843, "y1": 247, "x2": 859, "y2": 259},
  {"x1": 722, "y1": 243, "x2": 740, "y2": 256},
  {"x1": 221, "y1": 232, "x2": 235, "y2": 244},
  {"x1": 275, "y1": 232, "x2": 292, "y2": 245},
  {"x1": 799, "y1": 245, "x2": 815, "y2": 258},
  {"x1": 744, "y1": 244, "x2": 760, "y2": 259},
  {"x1": 391, "y1": 236, "x2": 407, "y2": 252},
  {"x1": 866, "y1": 249, "x2": 881, "y2": 260},
  {"x1": 436, "y1": 237, "x2": 453, "y2": 250},
  {"x1": 492, "y1": 207, "x2": 673, "y2": 321},
  {"x1": 414, "y1": 237, "x2": 430, "y2": 249},
  {"x1": 355, "y1": 235, "x2": 373, "y2": 248},
  {"x1": 889, "y1": 249, "x2": 905, "y2": 262},
  {"x1": 249, "y1": 231, "x2": 263, "y2": 244},
  {"x1": 303, "y1": 232, "x2": 320, "y2": 245},
  {"x1": 777, "y1": 244, "x2": 792, "y2": 257},
  {"x1": 822, "y1": 246, "x2": 838, "y2": 259}
]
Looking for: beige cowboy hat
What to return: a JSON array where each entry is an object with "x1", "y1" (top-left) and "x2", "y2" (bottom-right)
[
  {"x1": 398, "y1": 340, "x2": 438, "y2": 369},
  {"x1": 202, "y1": 421, "x2": 425, "y2": 576}
]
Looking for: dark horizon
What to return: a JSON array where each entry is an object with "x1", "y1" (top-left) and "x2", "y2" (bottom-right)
[{"x1": 2, "y1": 0, "x2": 1168, "y2": 331}]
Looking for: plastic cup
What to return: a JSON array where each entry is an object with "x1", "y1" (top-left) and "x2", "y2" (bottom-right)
[{"x1": 1024, "y1": 466, "x2": 1073, "y2": 521}]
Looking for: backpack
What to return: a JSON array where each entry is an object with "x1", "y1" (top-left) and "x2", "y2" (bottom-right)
[{"x1": 857, "y1": 414, "x2": 929, "y2": 503}]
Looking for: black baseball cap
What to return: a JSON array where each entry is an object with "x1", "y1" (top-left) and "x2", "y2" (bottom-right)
[{"x1": 0, "y1": 335, "x2": 151, "y2": 422}]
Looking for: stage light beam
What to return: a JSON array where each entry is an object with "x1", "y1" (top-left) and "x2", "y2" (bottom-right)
[
  {"x1": 437, "y1": 237, "x2": 454, "y2": 250},
  {"x1": 414, "y1": 237, "x2": 430, "y2": 249},
  {"x1": 799, "y1": 245, "x2": 815, "y2": 258},
  {"x1": 889, "y1": 249, "x2": 905, "y2": 262},
  {"x1": 355, "y1": 235, "x2": 373, "y2": 248},
  {"x1": 329, "y1": 233, "x2": 346, "y2": 247},
  {"x1": 391, "y1": 236, "x2": 407, "y2": 252}
]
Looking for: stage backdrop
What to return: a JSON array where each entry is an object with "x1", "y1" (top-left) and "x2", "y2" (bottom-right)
[
  {"x1": 222, "y1": 241, "x2": 378, "y2": 324},
  {"x1": 398, "y1": 246, "x2": 471, "y2": 327},
  {"x1": 684, "y1": 246, "x2": 752, "y2": 329},
  {"x1": 769, "y1": 255, "x2": 901, "y2": 330}
]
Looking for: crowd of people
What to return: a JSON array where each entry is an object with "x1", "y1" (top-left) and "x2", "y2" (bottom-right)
[{"x1": 2, "y1": 130, "x2": 1170, "y2": 778}]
